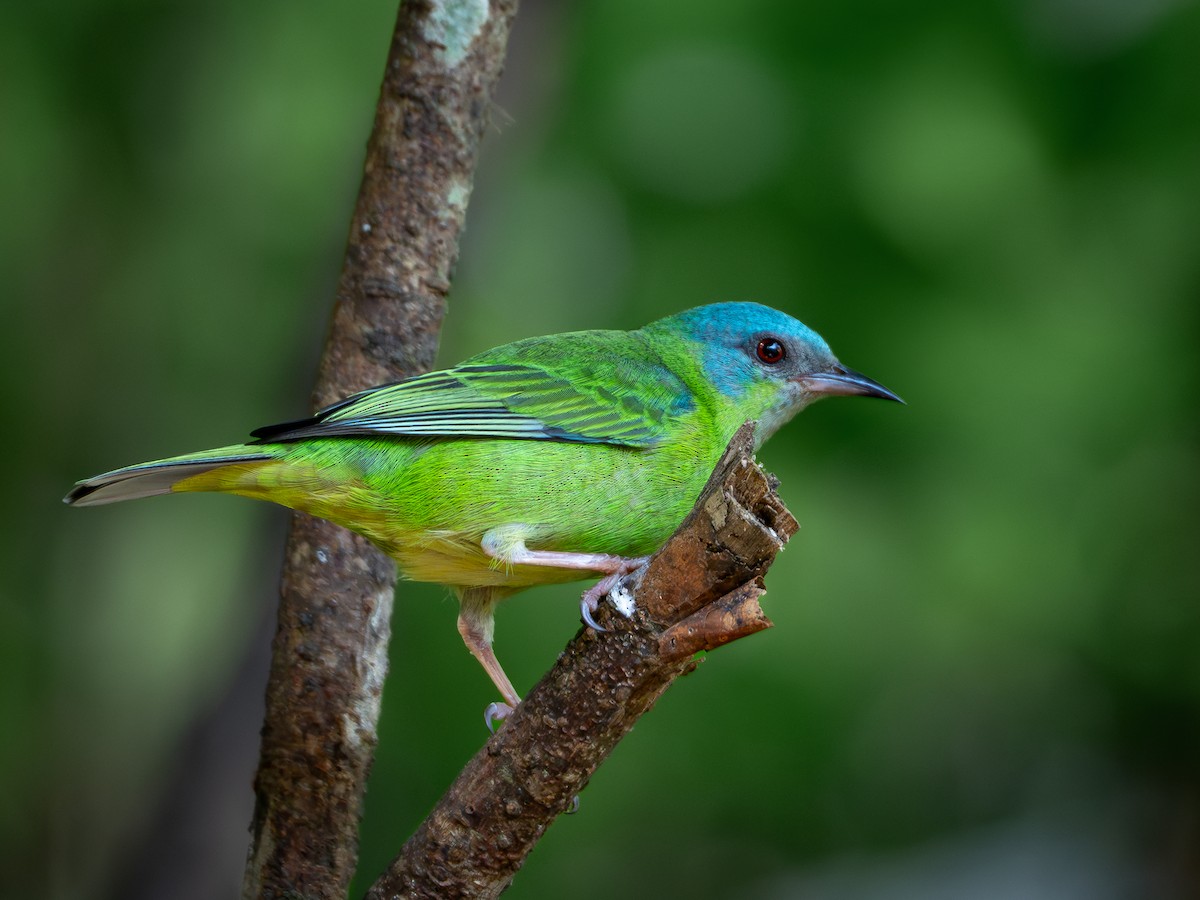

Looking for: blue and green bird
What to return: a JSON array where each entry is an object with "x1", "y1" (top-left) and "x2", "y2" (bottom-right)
[{"x1": 66, "y1": 302, "x2": 900, "y2": 721}]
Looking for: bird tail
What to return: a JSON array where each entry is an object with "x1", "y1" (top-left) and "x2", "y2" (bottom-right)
[{"x1": 64, "y1": 445, "x2": 278, "y2": 507}]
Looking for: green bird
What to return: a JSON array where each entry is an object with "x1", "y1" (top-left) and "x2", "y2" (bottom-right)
[{"x1": 66, "y1": 302, "x2": 900, "y2": 723}]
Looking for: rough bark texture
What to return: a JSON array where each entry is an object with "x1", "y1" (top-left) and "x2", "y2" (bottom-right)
[
  {"x1": 365, "y1": 423, "x2": 799, "y2": 900},
  {"x1": 242, "y1": 2, "x2": 519, "y2": 898}
]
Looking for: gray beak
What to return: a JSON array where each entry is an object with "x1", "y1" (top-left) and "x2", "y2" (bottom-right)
[{"x1": 798, "y1": 365, "x2": 904, "y2": 403}]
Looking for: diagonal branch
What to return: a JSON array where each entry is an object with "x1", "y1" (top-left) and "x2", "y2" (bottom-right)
[
  {"x1": 242, "y1": 2, "x2": 519, "y2": 897},
  {"x1": 365, "y1": 422, "x2": 800, "y2": 899}
]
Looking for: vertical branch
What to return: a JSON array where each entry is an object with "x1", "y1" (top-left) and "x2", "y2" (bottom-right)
[{"x1": 242, "y1": 2, "x2": 519, "y2": 898}]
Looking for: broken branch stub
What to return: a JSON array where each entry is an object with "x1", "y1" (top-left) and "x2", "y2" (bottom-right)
[{"x1": 631, "y1": 421, "x2": 798, "y2": 626}]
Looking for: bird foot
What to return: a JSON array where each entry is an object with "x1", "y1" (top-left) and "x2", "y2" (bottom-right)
[
  {"x1": 580, "y1": 556, "x2": 649, "y2": 632},
  {"x1": 485, "y1": 701, "x2": 514, "y2": 733}
]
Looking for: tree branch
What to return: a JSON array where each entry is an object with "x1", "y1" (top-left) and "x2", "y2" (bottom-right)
[
  {"x1": 365, "y1": 423, "x2": 799, "y2": 899},
  {"x1": 242, "y1": 2, "x2": 519, "y2": 897}
]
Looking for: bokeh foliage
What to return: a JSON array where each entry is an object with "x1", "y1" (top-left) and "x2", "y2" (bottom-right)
[{"x1": 4, "y1": 0, "x2": 1199, "y2": 897}]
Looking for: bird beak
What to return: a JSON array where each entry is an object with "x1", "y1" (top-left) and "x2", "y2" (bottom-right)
[{"x1": 797, "y1": 365, "x2": 904, "y2": 403}]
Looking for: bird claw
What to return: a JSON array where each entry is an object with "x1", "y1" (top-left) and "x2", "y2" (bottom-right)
[
  {"x1": 579, "y1": 557, "x2": 649, "y2": 632},
  {"x1": 485, "y1": 701, "x2": 513, "y2": 733},
  {"x1": 580, "y1": 572, "x2": 621, "y2": 632},
  {"x1": 580, "y1": 593, "x2": 607, "y2": 632}
]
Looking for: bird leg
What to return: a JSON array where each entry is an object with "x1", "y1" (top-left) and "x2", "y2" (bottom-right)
[
  {"x1": 481, "y1": 527, "x2": 649, "y2": 632},
  {"x1": 457, "y1": 587, "x2": 521, "y2": 731}
]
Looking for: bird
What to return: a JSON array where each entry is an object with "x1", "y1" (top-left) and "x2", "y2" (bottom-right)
[{"x1": 65, "y1": 302, "x2": 901, "y2": 725}]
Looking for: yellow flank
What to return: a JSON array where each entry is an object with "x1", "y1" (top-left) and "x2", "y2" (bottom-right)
[
  {"x1": 171, "y1": 460, "x2": 275, "y2": 497},
  {"x1": 388, "y1": 530, "x2": 589, "y2": 590},
  {"x1": 173, "y1": 454, "x2": 395, "y2": 538}
]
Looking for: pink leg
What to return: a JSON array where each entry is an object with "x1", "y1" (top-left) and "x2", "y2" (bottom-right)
[{"x1": 457, "y1": 588, "x2": 521, "y2": 731}]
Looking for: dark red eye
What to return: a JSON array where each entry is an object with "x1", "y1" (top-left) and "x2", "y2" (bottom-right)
[{"x1": 756, "y1": 338, "x2": 786, "y2": 364}]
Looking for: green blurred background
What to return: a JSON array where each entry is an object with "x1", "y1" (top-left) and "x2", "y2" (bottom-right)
[{"x1": 4, "y1": 0, "x2": 1199, "y2": 897}]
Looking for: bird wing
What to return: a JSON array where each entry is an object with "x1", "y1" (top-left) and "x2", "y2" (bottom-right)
[{"x1": 250, "y1": 335, "x2": 691, "y2": 447}]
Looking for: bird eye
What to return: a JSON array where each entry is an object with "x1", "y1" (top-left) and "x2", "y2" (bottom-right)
[{"x1": 756, "y1": 337, "x2": 786, "y2": 365}]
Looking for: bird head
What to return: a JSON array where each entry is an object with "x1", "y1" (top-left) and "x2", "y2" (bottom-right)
[{"x1": 647, "y1": 302, "x2": 902, "y2": 445}]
